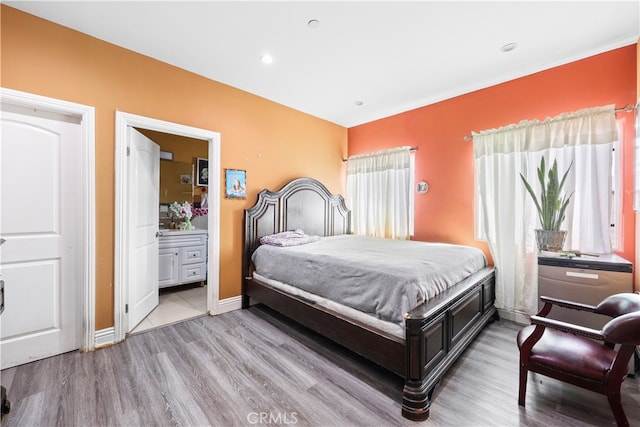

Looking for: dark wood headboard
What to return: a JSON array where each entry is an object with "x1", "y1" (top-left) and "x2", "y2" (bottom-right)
[{"x1": 242, "y1": 177, "x2": 351, "y2": 285}]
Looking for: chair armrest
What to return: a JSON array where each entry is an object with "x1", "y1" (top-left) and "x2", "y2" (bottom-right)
[
  {"x1": 536, "y1": 295, "x2": 597, "y2": 318},
  {"x1": 539, "y1": 295, "x2": 597, "y2": 312},
  {"x1": 530, "y1": 315, "x2": 603, "y2": 341}
]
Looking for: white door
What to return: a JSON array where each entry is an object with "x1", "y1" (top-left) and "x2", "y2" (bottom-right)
[
  {"x1": 0, "y1": 109, "x2": 82, "y2": 369},
  {"x1": 127, "y1": 127, "x2": 160, "y2": 332}
]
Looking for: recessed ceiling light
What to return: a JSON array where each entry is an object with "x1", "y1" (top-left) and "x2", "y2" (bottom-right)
[
  {"x1": 308, "y1": 19, "x2": 320, "y2": 28},
  {"x1": 260, "y1": 54, "x2": 273, "y2": 64},
  {"x1": 501, "y1": 42, "x2": 518, "y2": 53}
]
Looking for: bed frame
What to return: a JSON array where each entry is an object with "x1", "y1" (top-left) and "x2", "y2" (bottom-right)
[{"x1": 242, "y1": 177, "x2": 497, "y2": 421}]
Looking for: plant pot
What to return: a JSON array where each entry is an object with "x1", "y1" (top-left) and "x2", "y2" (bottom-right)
[{"x1": 535, "y1": 229, "x2": 567, "y2": 252}]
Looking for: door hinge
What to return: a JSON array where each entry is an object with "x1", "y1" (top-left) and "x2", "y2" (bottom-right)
[
  {"x1": 126, "y1": 147, "x2": 130, "y2": 156},
  {"x1": 125, "y1": 303, "x2": 129, "y2": 313}
]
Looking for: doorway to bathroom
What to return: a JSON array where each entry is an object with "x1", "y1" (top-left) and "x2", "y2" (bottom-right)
[
  {"x1": 113, "y1": 112, "x2": 220, "y2": 342},
  {"x1": 130, "y1": 127, "x2": 210, "y2": 334}
]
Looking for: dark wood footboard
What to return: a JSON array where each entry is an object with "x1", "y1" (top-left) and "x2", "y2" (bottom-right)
[
  {"x1": 244, "y1": 267, "x2": 496, "y2": 422},
  {"x1": 402, "y1": 268, "x2": 496, "y2": 420}
]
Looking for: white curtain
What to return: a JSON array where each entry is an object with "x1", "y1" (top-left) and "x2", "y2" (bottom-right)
[
  {"x1": 473, "y1": 105, "x2": 618, "y2": 317},
  {"x1": 346, "y1": 146, "x2": 413, "y2": 239}
]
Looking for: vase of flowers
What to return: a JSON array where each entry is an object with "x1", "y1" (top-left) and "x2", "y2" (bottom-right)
[
  {"x1": 520, "y1": 157, "x2": 573, "y2": 252},
  {"x1": 168, "y1": 201, "x2": 193, "y2": 230}
]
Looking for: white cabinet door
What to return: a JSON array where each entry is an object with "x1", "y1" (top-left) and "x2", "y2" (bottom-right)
[
  {"x1": 0, "y1": 109, "x2": 82, "y2": 369},
  {"x1": 158, "y1": 248, "x2": 179, "y2": 288}
]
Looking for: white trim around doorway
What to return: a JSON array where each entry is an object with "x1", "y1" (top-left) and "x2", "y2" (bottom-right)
[
  {"x1": 113, "y1": 111, "x2": 221, "y2": 343},
  {"x1": 1, "y1": 87, "x2": 97, "y2": 351}
]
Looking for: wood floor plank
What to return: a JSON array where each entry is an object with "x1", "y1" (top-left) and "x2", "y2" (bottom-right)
[{"x1": 1, "y1": 306, "x2": 638, "y2": 426}]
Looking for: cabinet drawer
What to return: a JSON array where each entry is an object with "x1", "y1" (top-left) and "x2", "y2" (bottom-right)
[
  {"x1": 159, "y1": 232, "x2": 207, "y2": 249},
  {"x1": 538, "y1": 265, "x2": 632, "y2": 329},
  {"x1": 539, "y1": 265, "x2": 632, "y2": 295},
  {"x1": 181, "y1": 262, "x2": 206, "y2": 283},
  {"x1": 182, "y1": 245, "x2": 206, "y2": 264}
]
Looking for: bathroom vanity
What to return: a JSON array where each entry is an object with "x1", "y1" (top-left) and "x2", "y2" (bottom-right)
[{"x1": 158, "y1": 229, "x2": 207, "y2": 288}]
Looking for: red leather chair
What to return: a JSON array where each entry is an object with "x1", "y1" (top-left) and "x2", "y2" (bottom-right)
[{"x1": 517, "y1": 293, "x2": 640, "y2": 427}]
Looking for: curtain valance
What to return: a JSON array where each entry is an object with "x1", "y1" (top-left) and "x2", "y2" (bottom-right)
[
  {"x1": 473, "y1": 105, "x2": 618, "y2": 157},
  {"x1": 347, "y1": 146, "x2": 411, "y2": 173}
]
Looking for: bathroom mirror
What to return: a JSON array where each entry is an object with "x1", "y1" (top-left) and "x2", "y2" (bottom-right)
[{"x1": 159, "y1": 160, "x2": 193, "y2": 204}]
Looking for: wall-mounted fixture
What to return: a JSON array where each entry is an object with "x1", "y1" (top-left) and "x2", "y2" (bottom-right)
[
  {"x1": 416, "y1": 180, "x2": 429, "y2": 194},
  {"x1": 160, "y1": 151, "x2": 173, "y2": 161}
]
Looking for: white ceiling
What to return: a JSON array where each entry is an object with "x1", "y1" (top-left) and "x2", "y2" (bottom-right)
[{"x1": 6, "y1": 1, "x2": 639, "y2": 127}]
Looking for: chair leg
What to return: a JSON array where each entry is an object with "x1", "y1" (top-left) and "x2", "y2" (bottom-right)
[
  {"x1": 607, "y1": 390, "x2": 629, "y2": 427},
  {"x1": 518, "y1": 364, "x2": 528, "y2": 406}
]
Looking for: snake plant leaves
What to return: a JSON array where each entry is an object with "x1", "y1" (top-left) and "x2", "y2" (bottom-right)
[{"x1": 519, "y1": 158, "x2": 573, "y2": 231}]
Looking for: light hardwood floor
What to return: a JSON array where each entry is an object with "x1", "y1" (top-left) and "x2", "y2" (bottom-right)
[{"x1": 1, "y1": 306, "x2": 638, "y2": 426}]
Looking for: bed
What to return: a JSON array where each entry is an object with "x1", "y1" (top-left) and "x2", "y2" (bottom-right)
[{"x1": 242, "y1": 177, "x2": 497, "y2": 421}]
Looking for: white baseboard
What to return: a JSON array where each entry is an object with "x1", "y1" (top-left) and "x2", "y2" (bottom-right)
[
  {"x1": 94, "y1": 327, "x2": 116, "y2": 348},
  {"x1": 95, "y1": 297, "x2": 240, "y2": 348},
  {"x1": 497, "y1": 308, "x2": 530, "y2": 325},
  {"x1": 217, "y1": 295, "x2": 242, "y2": 314}
]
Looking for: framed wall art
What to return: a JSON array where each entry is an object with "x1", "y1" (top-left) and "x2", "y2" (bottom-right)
[
  {"x1": 196, "y1": 158, "x2": 208, "y2": 186},
  {"x1": 180, "y1": 174, "x2": 192, "y2": 185},
  {"x1": 225, "y1": 169, "x2": 246, "y2": 199}
]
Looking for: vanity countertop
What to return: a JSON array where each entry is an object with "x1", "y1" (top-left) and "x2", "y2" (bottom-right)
[{"x1": 159, "y1": 228, "x2": 207, "y2": 236}]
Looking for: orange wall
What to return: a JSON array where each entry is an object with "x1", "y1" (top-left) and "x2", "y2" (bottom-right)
[
  {"x1": 1, "y1": 6, "x2": 347, "y2": 329},
  {"x1": 349, "y1": 45, "x2": 637, "y2": 265}
]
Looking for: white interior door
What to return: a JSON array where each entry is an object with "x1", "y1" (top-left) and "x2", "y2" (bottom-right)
[
  {"x1": 127, "y1": 127, "x2": 160, "y2": 332},
  {"x1": 0, "y1": 109, "x2": 82, "y2": 369}
]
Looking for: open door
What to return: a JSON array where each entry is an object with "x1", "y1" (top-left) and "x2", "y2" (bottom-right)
[{"x1": 127, "y1": 127, "x2": 160, "y2": 332}]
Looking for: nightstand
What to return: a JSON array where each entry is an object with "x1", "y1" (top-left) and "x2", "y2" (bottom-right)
[{"x1": 538, "y1": 252, "x2": 636, "y2": 374}]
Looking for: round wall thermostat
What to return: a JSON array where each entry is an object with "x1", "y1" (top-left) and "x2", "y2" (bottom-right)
[{"x1": 417, "y1": 180, "x2": 429, "y2": 194}]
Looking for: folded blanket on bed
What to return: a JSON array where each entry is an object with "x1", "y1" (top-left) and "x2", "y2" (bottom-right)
[{"x1": 252, "y1": 235, "x2": 488, "y2": 325}]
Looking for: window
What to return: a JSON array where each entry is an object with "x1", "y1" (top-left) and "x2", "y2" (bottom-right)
[{"x1": 346, "y1": 147, "x2": 414, "y2": 239}]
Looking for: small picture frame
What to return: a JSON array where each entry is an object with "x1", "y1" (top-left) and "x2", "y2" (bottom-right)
[
  {"x1": 180, "y1": 174, "x2": 192, "y2": 185},
  {"x1": 196, "y1": 158, "x2": 208, "y2": 186},
  {"x1": 225, "y1": 169, "x2": 246, "y2": 199}
]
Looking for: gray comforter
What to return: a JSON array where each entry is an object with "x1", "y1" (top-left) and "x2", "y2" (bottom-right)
[{"x1": 251, "y1": 235, "x2": 487, "y2": 324}]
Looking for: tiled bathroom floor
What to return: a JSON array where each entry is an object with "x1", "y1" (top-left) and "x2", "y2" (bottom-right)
[{"x1": 130, "y1": 284, "x2": 207, "y2": 334}]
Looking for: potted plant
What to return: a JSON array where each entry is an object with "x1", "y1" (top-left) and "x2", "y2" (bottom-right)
[{"x1": 519, "y1": 157, "x2": 573, "y2": 251}]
